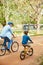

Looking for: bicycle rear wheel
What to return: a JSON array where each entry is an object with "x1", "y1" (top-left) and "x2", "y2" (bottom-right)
[
  {"x1": 11, "y1": 41, "x2": 19, "y2": 52},
  {"x1": 0, "y1": 44, "x2": 6, "y2": 56}
]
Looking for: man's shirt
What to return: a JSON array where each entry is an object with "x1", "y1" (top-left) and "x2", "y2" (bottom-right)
[{"x1": 0, "y1": 25, "x2": 13, "y2": 40}]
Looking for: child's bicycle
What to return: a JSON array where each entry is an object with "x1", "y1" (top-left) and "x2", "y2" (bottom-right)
[
  {"x1": 0, "y1": 37, "x2": 19, "y2": 56},
  {"x1": 20, "y1": 42, "x2": 33, "y2": 60}
]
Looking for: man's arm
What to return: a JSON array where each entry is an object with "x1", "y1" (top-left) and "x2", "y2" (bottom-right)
[
  {"x1": 12, "y1": 33, "x2": 16, "y2": 38},
  {"x1": 9, "y1": 26, "x2": 16, "y2": 38}
]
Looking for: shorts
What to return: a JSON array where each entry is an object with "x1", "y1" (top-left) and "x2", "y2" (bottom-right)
[{"x1": 22, "y1": 42, "x2": 30, "y2": 48}]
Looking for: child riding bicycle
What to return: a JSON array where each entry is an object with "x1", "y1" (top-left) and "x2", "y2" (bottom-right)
[
  {"x1": 22, "y1": 31, "x2": 33, "y2": 53},
  {"x1": 0, "y1": 22, "x2": 15, "y2": 53}
]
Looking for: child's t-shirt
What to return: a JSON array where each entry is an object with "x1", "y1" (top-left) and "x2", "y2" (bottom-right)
[{"x1": 22, "y1": 34, "x2": 32, "y2": 44}]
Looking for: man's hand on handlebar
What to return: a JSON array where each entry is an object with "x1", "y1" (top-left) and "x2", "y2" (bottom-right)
[{"x1": 12, "y1": 34, "x2": 16, "y2": 38}]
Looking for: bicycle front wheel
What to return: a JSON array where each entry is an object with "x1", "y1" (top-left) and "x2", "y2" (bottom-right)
[
  {"x1": 11, "y1": 41, "x2": 19, "y2": 52},
  {"x1": 0, "y1": 44, "x2": 6, "y2": 56},
  {"x1": 20, "y1": 51, "x2": 25, "y2": 60}
]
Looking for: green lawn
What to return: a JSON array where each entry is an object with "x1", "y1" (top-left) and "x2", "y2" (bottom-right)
[{"x1": 13, "y1": 30, "x2": 43, "y2": 36}]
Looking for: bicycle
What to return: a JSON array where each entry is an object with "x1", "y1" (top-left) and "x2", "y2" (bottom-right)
[
  {"x1": 0, "y1": 38, "x2": 19, "y2": 56},
  {"x1": 20, "y1": 42, "x2": 33, "y2": 60}
]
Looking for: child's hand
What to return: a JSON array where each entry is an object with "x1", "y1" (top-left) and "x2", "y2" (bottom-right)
[{"x1": 31, "y1": 41, "x2": 33, "y2": 43}]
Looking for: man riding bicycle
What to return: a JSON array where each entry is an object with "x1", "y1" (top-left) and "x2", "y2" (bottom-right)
[{"x1": 0, "y1": 22, "x2": 15, "y2": 53}]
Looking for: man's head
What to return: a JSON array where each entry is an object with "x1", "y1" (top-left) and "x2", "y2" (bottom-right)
[{"x1": 8, "y1": 22, "x2": 14, "y2": 27}]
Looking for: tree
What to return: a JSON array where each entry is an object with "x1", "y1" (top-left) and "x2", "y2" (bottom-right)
[
  {"x1": 0, "y1": 0, "x2": 43, "y2": 26},
  {"x1": 0, "y1": 0, "x2": 6, "y2": 26}
]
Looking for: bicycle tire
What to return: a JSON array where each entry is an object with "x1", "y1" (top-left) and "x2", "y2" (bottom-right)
[
  {"x1": 11, "y1": 41, "x2": 19, "y2": 52},
  {"x1": 0, "y1": 44, "x2": 6, "y2": 56},
  {"x1": 20, "y1": 51, "x2": 25, "y2": 60}
]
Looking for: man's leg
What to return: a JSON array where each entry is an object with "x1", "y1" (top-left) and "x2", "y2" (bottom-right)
[
  {"x1": 3, "y1": 37, "x2": 7, "y2": 49},
  {"x1": 8, "y1": 40, "x2": 13, "y2": 49},
  {"x1": 3, "y1": 37, "x2": 11, "y2": 53}
]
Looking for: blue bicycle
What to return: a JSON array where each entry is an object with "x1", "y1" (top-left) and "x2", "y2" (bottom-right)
[{"x1": 0, "y1": 38, "x2": 19, "y2": 56}]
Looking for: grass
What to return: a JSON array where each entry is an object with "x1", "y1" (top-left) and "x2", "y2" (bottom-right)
[
  {"x1": 13, "y1": 30, "x2": 43, "y2": 36},
  {"x1": 39, "y1": 62, "x2": 43, "y2": 65},
  {"x1": 37, "y1": 55, "x2": 43, "y2": 65}
]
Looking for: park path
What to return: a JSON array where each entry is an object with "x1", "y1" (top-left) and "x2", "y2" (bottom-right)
[{"x1": 0, "y1": 36, "x2": 43, "y2": 65}]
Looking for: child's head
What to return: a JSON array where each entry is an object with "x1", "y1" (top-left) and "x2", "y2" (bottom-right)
[{"x1": 24, "y1": 31, "x2": 28, "y2": 35}]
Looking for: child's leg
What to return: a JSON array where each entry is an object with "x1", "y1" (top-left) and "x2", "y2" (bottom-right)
[
  {"x1": 8, "y1": 40, "x2": 13, "y2": 49},
  {"x1": 24, "y1": 45, "x2": 29, "y2": 53},
  {"x1": 23, "y1": 45, "x2": 26, "y2": 54}
]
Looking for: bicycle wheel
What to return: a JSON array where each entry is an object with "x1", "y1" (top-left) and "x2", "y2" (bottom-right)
[
  {"x1": 11, "y1": 41, "x2": 19, "y2": 52},
  {"x1": 20, "y1": 51, "x2": 25, "y2": 60},
  {"x1": 0, "y1": 44, "x2": 6, "y2": 56},
  {"x1": 28, "y1": 47, "x2": 33, "y2": 56}
]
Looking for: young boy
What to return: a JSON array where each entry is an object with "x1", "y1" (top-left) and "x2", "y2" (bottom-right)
[
  {"x1": 22, "y1": 31, "x2": 33, "y2": 48},
  {"x1": 0, "y1": 22, "x2": 15, "y2": 52}
]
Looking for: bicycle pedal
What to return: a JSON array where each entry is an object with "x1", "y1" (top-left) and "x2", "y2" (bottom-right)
[{"x1": 26, "y1": 52, "x2": 29, "y2": 55}]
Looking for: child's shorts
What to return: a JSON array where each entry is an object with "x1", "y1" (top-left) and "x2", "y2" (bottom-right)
[
  {"x1": 22, "y1": 44, "x2": 27, "y2": 47},
  {"x1": 22, "y1": 42, "x2": 30, "y2": 48}
]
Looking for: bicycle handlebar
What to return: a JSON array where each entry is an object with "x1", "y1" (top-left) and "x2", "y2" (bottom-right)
[{"x1": 28, "y1": 42, "x2": 33, "y2": 44}]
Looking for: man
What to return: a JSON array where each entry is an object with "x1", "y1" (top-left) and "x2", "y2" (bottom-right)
[{"x1": 0, "y1": 22, "x2": 15, "y2": 52}]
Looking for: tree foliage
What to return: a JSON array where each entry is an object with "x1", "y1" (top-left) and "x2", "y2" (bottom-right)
[
  {"x1": 0, "y1": 1, "x2": 6, "y2": 26},
  {"x1": 0, "y1": 0, "x2": 43, "y2": 25}
]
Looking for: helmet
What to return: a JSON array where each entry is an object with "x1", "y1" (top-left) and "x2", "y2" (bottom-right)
[{"x1": 8, "y1": 22, "x2": 14, "y2": 25}]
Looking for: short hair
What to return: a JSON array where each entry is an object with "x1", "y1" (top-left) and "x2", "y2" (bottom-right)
[{"x1": 24, "y1": 31, "x2": 28, "y2": 35}]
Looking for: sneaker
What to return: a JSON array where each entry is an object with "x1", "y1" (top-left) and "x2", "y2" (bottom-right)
[{"x1": 7, "y1": 49, "x2": 11, "y2": 53}]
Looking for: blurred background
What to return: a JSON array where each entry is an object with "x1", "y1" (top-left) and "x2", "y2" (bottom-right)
[{"x1": 0, "y1": 0, "x2": 43, "y2": 36}]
